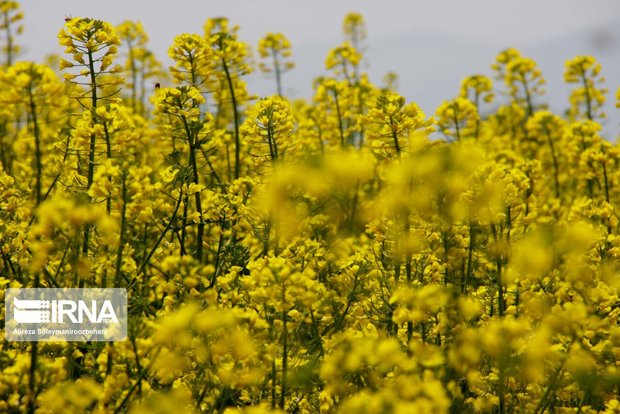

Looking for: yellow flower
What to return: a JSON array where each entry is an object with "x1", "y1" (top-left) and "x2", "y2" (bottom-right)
[{"x1": 435, "y1": 97, "x2": 479, "y2": 141}]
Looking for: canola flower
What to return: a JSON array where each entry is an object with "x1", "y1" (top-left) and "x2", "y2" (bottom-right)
[
  {"x1": 0, "y1": 0, "x2": 22, "y2": 67},
  {"x1": 257, "y1": 33, "x2": 294, "y2": 97},
  {"x1": 2, "y1": 3, "x2": 620, "y2": 414}
]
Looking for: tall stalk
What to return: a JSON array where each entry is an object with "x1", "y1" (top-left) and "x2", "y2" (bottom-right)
[
  {"x1": 221, "y1": 59, "x2": 241, "y2": 179},
  {"x1": 82, "y1": 49, "x2": 99, "y2": 257},
  {"x1": 183, "y1": 115, "x2": 204, "y2": 261},
  {"x1": 26, "y1": 79, "x2": 42, "y2": 205}
]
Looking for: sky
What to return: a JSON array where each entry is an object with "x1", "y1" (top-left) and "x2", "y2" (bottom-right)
[{"x1": 16, "y1": 0, "x2": 620, "y2": 138}]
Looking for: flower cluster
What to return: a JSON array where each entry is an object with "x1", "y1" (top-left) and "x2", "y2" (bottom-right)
[{"x1": 1, "y1": 4, "x2": 620, "y2": 414}]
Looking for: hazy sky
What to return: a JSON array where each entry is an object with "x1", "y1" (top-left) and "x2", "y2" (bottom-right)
[{"x1": 16, "y1": 0, "x2": 620, "y2": 137}]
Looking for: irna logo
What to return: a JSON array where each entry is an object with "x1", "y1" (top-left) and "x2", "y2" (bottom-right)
[
  {"x1": 13, "y1": 297, "x2": 119, "y2": 324},
  {"x1": 5, "y1": 288, "x2": 127, "y2": 342}
]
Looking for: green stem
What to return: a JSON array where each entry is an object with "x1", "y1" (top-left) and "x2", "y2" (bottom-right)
[
  {"x1": 222, "y1": 58, "x2": 241, "y2": 179},
  {"x1": 406, "y1": 254, "x2": 413, "y2": 343},
  {"x1": 266, "y1": 121, "x2": 277, "y2": 162},
  {"x1": 273, "y1": 49, "x2": 282, "y2": 97},
  {"x1": 27, "y1": 274, "x2": 40, "y2": 414},
  {"x1": 602, "y1": 159, "x2": 610, "y2": 204},
  {"x1": 127, "y1": 38, "x2": 137, "y2": 114},
  {"x1": 27, "y1": 79, "x2": 42, "y2": 205},
  {"x1": 452, "y1": 103, "x2": 462, "y2": 142},
  {"x1": 103, "y1": 122, "x2": 112, "y2": 214},
  {"x1": 544, "y1": 128, "x2": 561, "y2": 198},
  {"x1": 521, "y1": 76, "x2": 534, "y2": 117},
  {"x1": 280, "y1": 289, "x2": 288, "y2": 409},
  {"x1": 270, "y1": 318, "x2": 277, "y2": 410},
  {"x1": 3, "y1": 10, "x2": 13, "y2": 67},
  {"x1": 464, "y1": 221, "x2": 475, "y2": 294},
  {"x1": 182, "y1": 116, "x2": 204, "y2": 261},
  {"x1": 496, "y1": 259, "x2": 504, "y2": 316},
  {"x1": 333, "y1": 90, "x2": 346, "y2": 148},
  {"x1": 129, "y1": 182, "x2": 184, "y2": 289},
  {"x1": 114, "y1": 171, "x2": 128, "y2": 286},
  {"x1": 82, "y1": 48, "x2": 99, "y2": 257},
  {"x1": 390, "y1": 119, "x2": 401, "y2": 156},
  {"x1": 498, "y1": 359, "x2": 506, "y2": 414},
  {"x1": 28, "y1": 342, "x2": 37, "y2": 414},
  {"x1": 580, "y1": 71, "x2": 593, "y2": 120}
]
